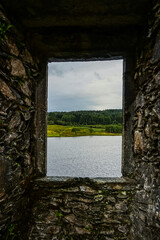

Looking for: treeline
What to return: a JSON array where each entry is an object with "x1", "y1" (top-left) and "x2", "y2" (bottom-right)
[
  {"x1": 48, "y1": 109, "x2": 122, "y2": 126},
  {"x1": 105, "y1": 124, "x2": 122, "y2": 133}
]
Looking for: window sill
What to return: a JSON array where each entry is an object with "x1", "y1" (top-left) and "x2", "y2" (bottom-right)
[{"x1": 34, "y1": 176, "x2": 136, "y2": 186}]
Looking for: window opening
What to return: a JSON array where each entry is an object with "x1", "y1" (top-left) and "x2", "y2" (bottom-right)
[{"x1": 47, "y1": 60, "x2": 123, "y2": 178}]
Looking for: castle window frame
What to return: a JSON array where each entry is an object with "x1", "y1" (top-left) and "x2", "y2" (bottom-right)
[{"x1": 35, "y1": 56, "x2": 136, "y2": 179}]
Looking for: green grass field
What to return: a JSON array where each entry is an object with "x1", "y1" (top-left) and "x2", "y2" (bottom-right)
[{"x1": 47, "y1": 125, "x2": 122, "y2": 137}]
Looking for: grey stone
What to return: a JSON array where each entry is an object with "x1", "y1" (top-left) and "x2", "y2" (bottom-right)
[
  {"x1": 153, "y1": 101, "x2": 160, "y2": 121},
  {"x1": 137, "y1": 111, "x2": 143, "y2": 128},
  {"x1": 118, "y1": 225, "x2": 128, "y2": 233},
  {"x1": 65, "y1": 214, "x2": 85, "y2": 226},
  {"x1": 21, "y1": 111, "x2": 31, "y2": 121},
  {"x1": 20, "y1": 81, "x2": 31, "y2": 97},
  {"x1": 0, "y1": 2, "x2": 160, "y2": 240},
  {"x1": 7, "y1": 39, "x2": 19, "y2": 56},
  {"x1": 107, "y1": 196, "x2": 116, "y2": 203},
  {"x1": 136, "y1": 92, "x2": 145, "y2": 109},
  {"x1": 9, "y1": 111, "x2": 21, "y2": 130},
  {"x1": 115, "y1": 201, "x2": 128, "y2": 212},
  {"x1": 145, "y1": 123, "x2": 151, "y2": 137},
  {"x1": 0, "y1": 79, "x2": 16, "y2": 101},
  {"x1": 22, "y1": 49, "x2": 34, "y2": 64},
  {"x1": 24, "y1": 97, "x2": 31, "y2": 106},
  {"x1": 11, "y1": 58, "x2": 26, "y2": 78},
  {"x1": 151, "y1": 33, "x2": 160, "y2": 63},
  {"x1": 80, "y1": 185, "x2": 97, "y2": 194},
  {"x1": 46, "y1": 226, "x2": 61, "y2": 235},
  {"x1": 75, "y1": 227, "x2": 91, "y2": 235},
  {"x1": 134, "y1": 131, "x2": 144, "y2": 153},
  {"x1": 4, "y1": 132, "x2": 18, "y2": 143}
]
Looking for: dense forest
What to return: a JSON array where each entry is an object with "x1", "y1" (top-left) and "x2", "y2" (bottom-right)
[{"x1": 48, "y1": 109, "x2": 122, "y2": 126}]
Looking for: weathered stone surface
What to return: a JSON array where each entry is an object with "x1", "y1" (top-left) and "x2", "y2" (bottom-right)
[
  {"x1": 131, "y1": 3, "x2": 160, "y2": 239},
  {"x1": 135, "y1": 92, "x2": 145, "y2": 109},
  {"x1": 145, "y1": 122, "x2": 151, "y2": 137},
  {"x1": 65, "y1": 214, "x2": 84, "y2": 226},
  {"x1": 0, "y1": 157, "x2": 8, "y2": 191},
  {"x1": 0, "y1": 79, "x2": 16, "y2": 101},
  {"x1": 4, "y1": 132, "x2": 18, "y2": 143},
  {"x1": 79, "y1": 185, "x2": 97, "y2": 194},
  {"x1": 151, "y1": 33, "x2": 160, "y2": 63},
  {"x1": 11, "y1": 58, "x2": 26, "y2": 78},
  {"x1": 1, "y1": 0, "x2": 151, "y2": 60},
  {"x1": 21, "y1": 49, "x2": 34, "y2": 64},
  {"x1": 137, "y1": 111, "x2": 143, "y2": 128},
  {"x1": 20, "y1": 81, "x2": 31, "y2": 97},
  {"x1": 75, "y1": 227, "x2": 91, "y2": 235},
  {"x1": 134, "y1": 131, "x2": 143, "y2": 153},
  {"x1": 24, "y1": 97, "x2": 31, "y2": 106},
  {"x1": 46, "y1": 225, "x2": 61, "y2": 234},
  {"x1": 153, "y1": 101, "x2": 160, "y2": 121},
  {"x1": 9, "y1": 111, "x2": 21, "y2": 130},
  {"x1": 27, "y1": 178, "x2": 135, "y2": 240},
  {"x1": 7, "y1": 39, "x2": 19, "y2": 57},
  {"x1": 0, "y1": 1, "x2": 160, "y2": 240},
  {"x1": 21, "y1": 110, "x2": 31, "y2": 121},
  {"x1": 0, "y1": 8, "x2": 39, "y2": 240}
]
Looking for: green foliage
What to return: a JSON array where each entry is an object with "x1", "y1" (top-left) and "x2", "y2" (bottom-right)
[
  {"x1": 6, "y1": 224, "x2": 17, "y2": 240},
  {"x1": 48, "y1": 109, "x2": 122, "y2": 126},
  {"x1": 121, "y1": 191, "x2": 127, "y2": 195},
  {"x1": 47, "y1": 110, "x2": 123, "y2": 137},
  {"x1": 0, "y1": 21, "x2": 12, "y2": 40},
  {"x1": 17, "y1": 79, "x2": 23, "y2": 86},
  {"x1": 0, "y1": 119, "x2": 3, "y2": 125},
  {"x1": 71, "y1": 127, "x2": 81, "y2": 135},
  {"x1": 89, "y1": 127, "x2": 93, "y2": 133},
  {"x1": 94, "y1": 194, "x2": 103, "y2": 200},
  {"x1": 47, "y1": 125, "x2": 121, "y2": 137},
  {"x1": 26, "y1": 68, "x2": 31, "y2": 77},
  {"x1": 55, "y1": 211, "x2": 63, "y2": 217},
  {"x1": 105, "y1": 124, "x2": 122, "y2": 133},
  {"x1": 84, "y1": 225, "x2": 92, "y2": 232}
]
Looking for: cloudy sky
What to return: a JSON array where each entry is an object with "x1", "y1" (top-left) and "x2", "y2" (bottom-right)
[{"x1": 48, "y1": 60, "x2": 123, "y2": 112}]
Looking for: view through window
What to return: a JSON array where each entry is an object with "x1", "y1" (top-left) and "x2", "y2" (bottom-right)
[{"x1": 47, "y1": 60, "x2": 123, "y2": 178}]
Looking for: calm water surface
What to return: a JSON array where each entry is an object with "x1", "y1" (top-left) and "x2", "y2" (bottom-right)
[{"x1": 47, "y1": 136, "x2": 122, "y2": 178}]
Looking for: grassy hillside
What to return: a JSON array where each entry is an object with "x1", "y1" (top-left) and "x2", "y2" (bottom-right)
[{"x1": 47, "y1": 125, "x2": 122, "y2": 137}]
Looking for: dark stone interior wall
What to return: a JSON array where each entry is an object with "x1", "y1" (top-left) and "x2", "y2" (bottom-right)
[
  {"x1": 28, "y1": 178, "x2": 135, "y2": 240},
  {"x1": 131, "y1": 1, "x2": 160, "y2": 239},
  {"x1": 0, "y1": 5, "x2": 43, "y2": 239},
  {"x1": 0, "y1": 1, "x2": 160, "y2": 240}
]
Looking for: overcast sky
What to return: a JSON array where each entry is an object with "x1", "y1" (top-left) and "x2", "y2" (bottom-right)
[{"x1": 48, "y1": 60, "x2": 123, "y2": 112}]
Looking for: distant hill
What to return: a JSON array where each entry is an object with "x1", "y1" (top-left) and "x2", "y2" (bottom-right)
[{"x1": 48, "y1": 109, "x2": 122, "y2": 126}]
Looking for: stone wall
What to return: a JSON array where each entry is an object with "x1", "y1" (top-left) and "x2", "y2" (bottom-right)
[
  {"x1": 0, "y1": 1, "x2": 160, "y2": 239},
  {"x1": 28, "y1": 178, "x2": 135, "y2": 240},
  {"x1": 0, "y1": 6, "x2": 42, "y2": 239},
  {"x1": 131, "y1": 1, "x2": 160, "y2": 239}
]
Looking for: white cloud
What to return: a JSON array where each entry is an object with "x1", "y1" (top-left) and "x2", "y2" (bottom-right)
[{"x1": 48, "y1": 60, "x2": 123, "y2": 112}]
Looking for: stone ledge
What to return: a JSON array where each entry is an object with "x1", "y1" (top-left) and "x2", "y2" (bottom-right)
[
  {"x1": 32, "y1": 176, "x2": 136, "y2": 192},
  {"x1": 35, "y1": 176, "x2": 136, "y2": 184}
]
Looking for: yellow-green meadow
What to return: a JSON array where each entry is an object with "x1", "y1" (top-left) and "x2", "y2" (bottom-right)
[{"x1": 47, "y1": 125, "x2": 122, "y2": 137}]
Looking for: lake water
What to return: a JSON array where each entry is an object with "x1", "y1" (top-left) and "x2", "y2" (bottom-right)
[{"x1": 47, "y1": 136, "x2": 122, "y2": 178}]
